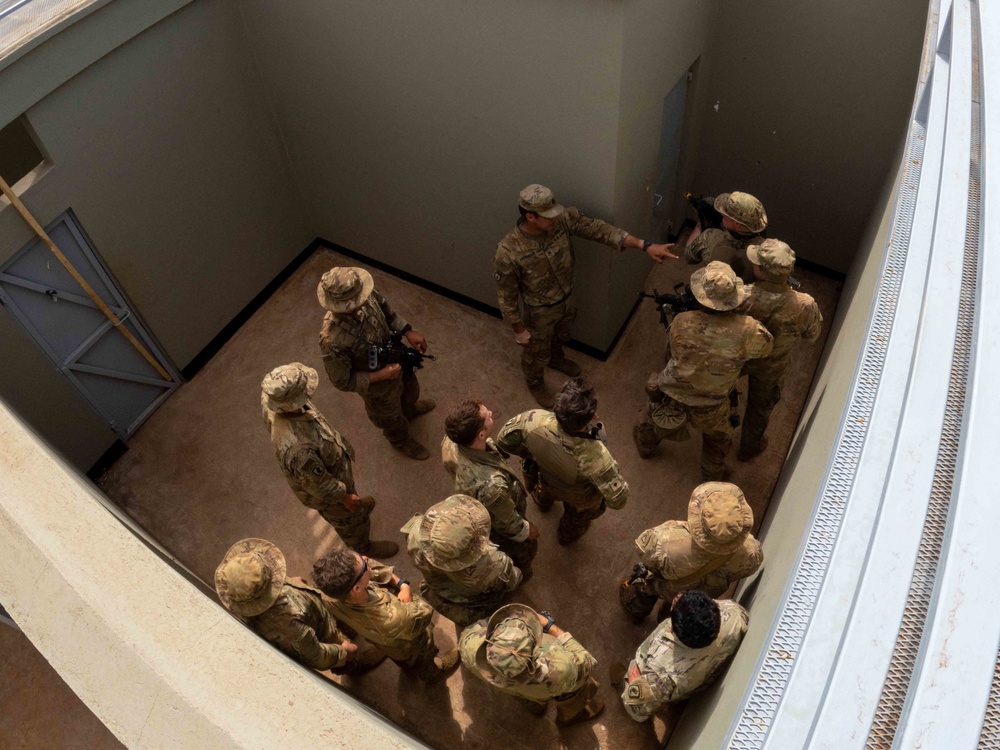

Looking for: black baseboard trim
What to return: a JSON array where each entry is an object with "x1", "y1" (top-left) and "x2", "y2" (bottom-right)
[
  {"x1": 180, "y1": 240, "x2": 324, "y2": 380},
  {"x1": 86, "y1": 439, "x2": 128, "y2": 481}
]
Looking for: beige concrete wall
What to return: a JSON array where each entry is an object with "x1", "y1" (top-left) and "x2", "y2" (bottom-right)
[
  {"x1": 0, "y1": 0, "x2": 311, "y2": 468},
  {"x1": 673, "y1": 0, "x2": 926, "y2": 273},
  {"x1": 0, "y1": 399, "x2": 423, "y2": 749},
  {"x1": 667, "y1": 140, "x2": 906, "y2": 749},
  {"x1": 607, "y1": 0, "x2": 717, "y2": 339}
]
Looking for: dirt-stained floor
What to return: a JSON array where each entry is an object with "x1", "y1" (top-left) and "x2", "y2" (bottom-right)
[{"x1": 84, "y1": 246, "x2": 838, "y2": 749}]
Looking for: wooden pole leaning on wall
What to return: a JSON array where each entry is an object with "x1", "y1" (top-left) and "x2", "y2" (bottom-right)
[{"x1": 0, "y1": 175, "x2": 174, "y2": 382}]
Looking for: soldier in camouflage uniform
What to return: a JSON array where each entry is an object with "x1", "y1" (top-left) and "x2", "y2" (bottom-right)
[
  {"x1": 317, "y1": 267, "x2": 435, "y2": 460},
  {"x1": 496, "y1": 378, "x2": 629, "y2": 545},
  {"x1": 460, "y1": 603, "x2": 604, "y2": 725},
  {"x1": 261, "y1": 363, "x2": 398, "y2": 558},
  {"x1": 684, "y1": 192, "x2": 767, "y2": 283},
  {"x1": 736, "y1": 239, "x2": 823, "y2": 460},
  {"x1": 614, "y1": 591, "x2": 748, "y2": 722},
  {"x1": 494, "y1": 184, "x2": 677, "y2": 407},
  {"x1": 634, "y1": 262, "x2": 773, "y2": 480},
  {"x1": 312, "y1": 547, "x2": 460, "y2": 681},
  {"x1": 619, "y1": 482, "x2": 762, "y2": 622},
  {"x1": 214, "y1": 538, "x2": 382, "y2": 674},
  {"x1": 441, "y1": 399, "x2": 538, "y2": 575},
  {"x1": 401, "y1": 494, "x2": 522, "y2": 627}
]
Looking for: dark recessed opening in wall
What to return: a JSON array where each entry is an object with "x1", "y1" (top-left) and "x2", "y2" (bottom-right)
[{"x1": 0, "y1": 116, "x2": 46, "y2": 187}]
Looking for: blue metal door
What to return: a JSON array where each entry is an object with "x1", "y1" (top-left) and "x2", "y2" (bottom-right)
[{"x1": 0, "y1": 212, "x2": 179, "y2": 439}]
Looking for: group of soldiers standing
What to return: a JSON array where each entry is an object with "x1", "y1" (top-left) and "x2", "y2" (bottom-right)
[{"x1": 214, "y1": 184, "x2": 823, "y2": 730}]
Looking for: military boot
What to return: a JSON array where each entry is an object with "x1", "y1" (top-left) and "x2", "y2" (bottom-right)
[
  {"x1": 633, "y1": 424, "x2": 654, "y2": 459},
  {"x1": 527, "y1": 381, "x2": 555, "y2": 409},
  {"x1": 547, "y1": 357, "x2": 581, "y2": 377},
  {"x1": 420, "y1": 648, "x2": 460, "y2": 682},
  {"x1": 362, "y1": 539, "x2": 399, "y2": 558},
  {"x1": 737, "y1": 436, "x2": 768, "y2": 461},
  {"x1": 555, "y1": 697, "x2": 605, "y2": 726},
  {"x1": 394, "y1": 438, "x2": 430, "y2": 461},
  {"x1": 410, "y1": 398, "x2": 436, "y2": 418}
]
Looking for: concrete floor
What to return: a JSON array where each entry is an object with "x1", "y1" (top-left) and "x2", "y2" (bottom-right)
[{"x1": 88, "y1": 246, "x2": 838, "y2": 749}]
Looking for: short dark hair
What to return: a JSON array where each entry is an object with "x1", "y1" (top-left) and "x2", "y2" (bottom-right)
[
  {"x1": 312, "y1": 549, "x2": 360, "y2": 598},
  {"x1": 518, "y1": 205, "x2": 536, "y2": 220},
  {"x1": 554, "y1": 377, "x2": 597, "y2": 432},
  {"x1": 445, "y1": 399, "x2": 485, "y2": 446},
  {"x1": 670, "y1": 590, "x2": 721, "y2": 648}
]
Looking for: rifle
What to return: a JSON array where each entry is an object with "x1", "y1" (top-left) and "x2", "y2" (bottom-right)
[
  {"x1": 685, "y1": 192, "x2": 723, "y2": 231},
  {"x1": 368, "y1": 330, "x2": 435, "y2": 376},
  {"x1": 639, "y1": 283, "x2": 699, "y2": 330}
]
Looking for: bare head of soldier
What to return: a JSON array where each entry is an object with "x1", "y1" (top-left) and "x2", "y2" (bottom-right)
[
  {"x1": 313, "y1": 549, "x2": 370, "y2": 604},
  {"x1": 670, "y1": 590, "x2": 722, "y2": 649},
  {"x1": 554, "y1": 377, "x2": 598, "y2": 433},
  {"x1": 445, "y1": 399, "x2": 497, "y2": 449}
]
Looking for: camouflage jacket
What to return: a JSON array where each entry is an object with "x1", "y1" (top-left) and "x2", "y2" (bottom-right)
[
  {"x1": 738, "y1": 280, "x2": 822, "y2": 376},
  {"x1": 635, "y1": 521, "x2": 763, "y2": 600},
  {"x1": 684, "y1": 228, "x2": 762, "y2": 283},
  {"x1": 494, "y1": 207, "x2": 628, "y2": 326},
  {"x1": 495, "y1": 410, "x2": 629, "y2": 509},
  {"x1": 318, "y1": 290, "x2": 410, "y2": 397},
  {"x1": 400, "y1": 515, "x2": 522, "y2": 604},
  {"x1": 622, "y1": 599, "x2": 749, "y2": 721},
  {"x1": 262, "y1": 396, "x2": 355, "y2": 509},
  {"x1": 441, "y1": 437, "x2": 530, "y2": 543},
  {"x1": 324, "y1": 559, "x2": 434, "y2": 653},
  {"x1": 246, "y1": 578, "x2": 348, "y2": 671},
  {"x1": 656, "y1": 311, "x2": 773, "y2": 406},
  {"x1": 460, "y1": 620, "x2": 596, "y2": 702}
]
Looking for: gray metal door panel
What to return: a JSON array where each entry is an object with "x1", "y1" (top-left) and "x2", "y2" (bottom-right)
[{"x1": 0, "y1": 211, "x2": 179, "y2": 439}]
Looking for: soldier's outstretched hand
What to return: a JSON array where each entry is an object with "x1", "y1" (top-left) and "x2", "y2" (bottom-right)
[
  {"x1": 404, "y1": 329, "x2": 428, "y2": 353},
  {"x1": 646, "y1": 243, "x2": 678, "y2": 263}
]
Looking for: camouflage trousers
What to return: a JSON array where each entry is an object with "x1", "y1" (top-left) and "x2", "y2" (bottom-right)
[
  {"x1": 635, "y1": 395, "x2": 733, "y2": 480},
  {"x1": 362, "y1": 372, "x2": 420, "y2": 447},
  {"x1": 739, "y1": 367, "x2": 784, "y2": 455},
  {"x1": 536, "y1": 481, "x2": 606, "y2": 544},
  {"x1": 493, "y1": 533, "x2": 538, "y2": 574},
  {"x1": 376, "y1": 622, "x2": 441, "y2": 680},
  {"x1": 521, "y1": 297, "x2": 576, "y2": 385},
  {"x1": 419, "y1": 582, "x2": 506, "y2": 628},
  {"x1": 315, "y1": 494, "x2": 375, "y2": 553},
  {"x1": 513, "y1": 676, "x2": 599, "y2": 721}
]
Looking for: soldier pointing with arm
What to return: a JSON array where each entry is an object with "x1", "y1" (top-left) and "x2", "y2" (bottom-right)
[{"x1": 495, "y1": 184, "x2": 677, "y2": 407}]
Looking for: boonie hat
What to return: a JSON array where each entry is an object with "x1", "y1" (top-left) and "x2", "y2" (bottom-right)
[
  {"x1": 714, "y1": 191, "x2": 767, "y2": 233},
  {"x1": 689, "y1": 261, "x2": 746, "y2": 311},
  {"x1": 518, "y1": 184, "x2": 565, "y2": 219},
  {"x1": 415, "y1": 494, "x2": 492, "y2": 571},
  {"x1": 747, "y1": 238, "x2": 796, "y2": 277},
  {"x1": 261, "y1": 363, "x2": 318, "y2": 413},
  {"x1": 215, "y1": 538, "x2": 287, "y2": 617},
  {"x1": 317, "y1": 267, "x2": 375, "y2": 313},
  {"x1": 687, "y1": 482, "x2": 753, "y2": 555},
  {"x1": 478, "y1": 603, "x2": 543, "y2": 682}
]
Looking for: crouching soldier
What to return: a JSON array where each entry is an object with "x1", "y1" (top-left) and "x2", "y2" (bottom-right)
[
  {"x1": 312, "y1": 548, "x2": 459, "y2": 681},
  {"x1": 460, "y1": 604, "x2": 604, "y2": 725},
  {"x1": 214, "y1": 538, "x2": 382, "y2": 675},
  {"x1": 401, "y1": 494, "x2": 522, "y2": 627},
  {"x1": 619, "y1": 482, "x2": 762, "y2": 623},
  {"x1": 613, "y1": 591, "x2": 748, "y2": 722}
]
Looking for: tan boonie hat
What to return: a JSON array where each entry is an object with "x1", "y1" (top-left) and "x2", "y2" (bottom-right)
[
  {"x1": 690, "y1": 261, "x2": 746, "y2": 311},
  {"x1": 417, "y1": 494, "x2": 492, "y2": 571},
  {"x1": 518, "y1": 184, "x2": 565, "y2": 219},
  {"x1": 714, "y1": 191, "x2": 767, "y2": 233},
  {"x1": 215, "y1": 538, "x2": 287, "y2": 617},
  {"x1": 261, "y1": 363, "x2": 318, "y2": 413},
  {"x1": 317, "y1": 267, "x2": 375, "y2": 313},
  {"x1": 747, "y1": 238, "x2": 796, "y2": 277},
  {"x1": 687, "y1": 482, "x2": 753, "y2": 555},
  {"x1": 478, "y1": 603, "x2": 542, "y2": 682}
]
